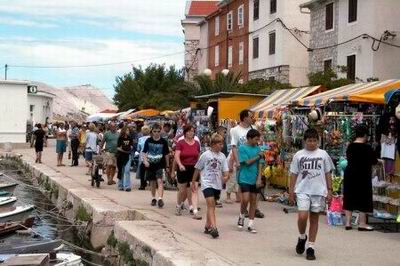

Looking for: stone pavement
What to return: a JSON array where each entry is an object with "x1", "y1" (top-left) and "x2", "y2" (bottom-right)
[{"x1": 14, "y1": 142, "x2": 400, "y2": 265}]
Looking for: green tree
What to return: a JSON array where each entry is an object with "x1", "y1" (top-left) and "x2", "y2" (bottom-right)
[
  {"x1": 308, "y1": 67, "x2": 353, "y2": 90},
  {"x1": 113, "y1": 64, "x2": 190, "y2": 111}
]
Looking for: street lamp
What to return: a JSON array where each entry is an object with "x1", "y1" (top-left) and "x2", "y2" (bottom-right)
[
  {"x1": 221, "y1": 69, "x2": 229, "y2": 76},
  {"x1": 203, "y1": 68, "x2": 212, "y2": 77}
]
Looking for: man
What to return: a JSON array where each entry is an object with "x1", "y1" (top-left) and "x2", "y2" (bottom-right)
[
  {"x1": 229, "y1": 109, "x2": 264, "y2": 218},
  {"x1": 100, "y1": 122, "x2": 119, "y2": 185},
  {"x1": 161, "y1": 123, "x2": 172, "y2": 140},
  {"x1": 69, "y1": 122, "x2": 80, "y2": 166}
]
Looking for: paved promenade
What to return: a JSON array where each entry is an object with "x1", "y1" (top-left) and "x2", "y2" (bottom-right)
[{"x1": 14, "y1": 142, "x2": 400, "y2": 265}]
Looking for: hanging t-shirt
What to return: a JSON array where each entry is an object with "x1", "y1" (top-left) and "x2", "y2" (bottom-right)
[
  {"x1": 176, "y1": 139, "x2": 200, "y2": 166},
  {"x1": 381, "y1": 135, "x2": 396, "y2": 160},
  {"x1": 195, "y1": 150, "x2": 229, "y2": 191},
  {"x1": 238, "y1": 144, "x2": 264, "y2": 185},
  {"x1": 290, "y1": 148, "x2": 334, "y2": 197},
  {"x1": 143, "y1": 137, "x2": 169, "y2": 170}
]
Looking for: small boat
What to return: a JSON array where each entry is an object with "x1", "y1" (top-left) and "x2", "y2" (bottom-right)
[
  {"x1": 0, "y1": 239, "x2": 63, "y2": 254},
  {"x1": 0, "y1": 181, "x2": 18, "y2": 193},
  {"x1": 0, "y1": 217, "x2": 34, "y2": 236},
  {"x1": 0, "y1": 252, "x2": 83, "y2": 266},
  {"x1": 0, "y1": 205, "x2": 34, "y2": 223},
  {"x1": 0, "y1": 191, "x2": 12, "y2": 197},
  {"x1": 0, "y1": 196, "x2": 17, "y2": 212}
]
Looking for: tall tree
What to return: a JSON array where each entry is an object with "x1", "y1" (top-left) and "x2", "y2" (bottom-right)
[{"x1": 113, "y1": 64, "x2": 190, "y2": 111}]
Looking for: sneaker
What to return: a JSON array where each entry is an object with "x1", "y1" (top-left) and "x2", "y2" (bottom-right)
[
  {"x1": 255, "y1": 209, "x2": 265, "y2": 218},
  {"x1": 244, "y1": 210, "x2": 249, "y2": 218},
  {"x1": 189, "y1": 209, "x2": 194, "y2": 215},
  {"x1": 296, "y1": 235, "x2": 307, "y2": 255},
  {"x1": 247, "y1": 226, "x2": 257, "y2": 234},
  {"x1": 209, "y1": 228, "x2": 219, "y2": 239},
  {"x1": 237, "y1": 216, "x2": 245, "y2": 229},
  {"x1": 306, "y1": 247, "x2": 316, "y2": 260},
  {"x1": 192, "y1": 213, "x2": 202, "y2": 220},
  {"x1": 158, "y1": 199, "x2": 164, "y2": 208},
  {"x1": 204, "y1": 227, "x2": 210, "y2": 234},
  {"x1": 215, "y1": 201, "x2": 223, "y2": 208},
  {"x1": 175, "y1": 206, "x2": 182, "y2": 216},
  {"x1": 125, "y1": 188, "x2": 131, "y2": 192},
  {"x1": 151, "y1": 199, "x2": 157, "y2": 206}
]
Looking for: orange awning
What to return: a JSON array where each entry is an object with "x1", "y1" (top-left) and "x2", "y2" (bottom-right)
[{"x1": 128, "y1": 109, "x2": 160, "y2": 118}]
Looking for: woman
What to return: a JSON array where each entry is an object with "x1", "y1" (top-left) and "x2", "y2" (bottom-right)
[
  {"x1": 343, "y1": 125, "x2": 377, "y2": 231},
  {"x1": 56, "y1": 123, "x2": 68, "y2": 166},
  {"x1": 136, "y1": 126, "x2": 151, "y2": 190},
  {"x1": 84, "y1": 123, "x2": 98, "y2": 175},
  {"x1": 173, "y1": 124, "x2": 201, "y2": 219},
  {"x1": 32, "y1": 123, "x2": 45, "y2": 163},
  {"x1": 116, "y1": 126, "x2": 133, "y2": 191},
  {"x1": 381, "y1": 116, "x2": 397, "y2": 179}
]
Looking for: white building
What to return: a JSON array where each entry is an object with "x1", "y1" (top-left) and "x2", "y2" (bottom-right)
[
  {"x1": 301, "y1": 0, "x2": 400, "y2": 82},
  {"x1": 182, "y1": 0, "x2": 218, "y2": 81},
  {"x1": 249, "y1": 0, "x2": 310, "y2": 86},
  {"x1": 27, "y1": 90, "x2": 55, "y2": 125},
  {"x1": 0, "y1": 80, "x2": 29, "y2": 143}
]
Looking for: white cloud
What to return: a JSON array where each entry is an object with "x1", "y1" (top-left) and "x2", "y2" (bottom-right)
[
  {"x1": 0, "y1": 17, "x2": 57, "y2": 28},
  {"x1": 0, "y1": 0, "x2": 186, "y2": 36}
]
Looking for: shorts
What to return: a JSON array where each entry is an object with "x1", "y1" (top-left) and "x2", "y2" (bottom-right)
[
  {"x1": 104, "y1": 152, "x2": 117, "y2": 167},
  {"x1": 177, "y1": 165, "x2": 195, "y2": 186},
  {"x1": 239, "y1": 183, "x2": 258, "y2": 194},
  {"x1": 85, "y1": 150, "x2": 96, "y2": 161},
  {"x1": 226, "y1": 171, "x2": 239, "y2": 193},
  {"x1": 145, "y1": 168, "x2": 164, "y2": 181},
  {"x1": 202, "y1": 188, "x2": 221, "y2": 200},
  {"x1": 56, "y1": 140, "x2": 66, "y2": 154},
  {"x1": 296, "y1": 193, "x2": 326, "y2": 213}
]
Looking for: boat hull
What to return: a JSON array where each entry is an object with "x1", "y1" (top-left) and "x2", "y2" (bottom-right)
[
  {"x1": 0, "y1": 205, "x2": 34, "y2": 223},
  {"x1": 0, "y1": 197, "x2": 17, "y2": 212}
]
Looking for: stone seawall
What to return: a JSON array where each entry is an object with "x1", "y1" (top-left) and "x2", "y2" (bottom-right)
[{"x1": 4, "y1": 152, "x2": 232, "y2": 266}]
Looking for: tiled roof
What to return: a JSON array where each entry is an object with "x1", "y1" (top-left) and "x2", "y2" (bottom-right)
[{"x1": 188, "y1": 1, "x2": 219, "y2": 16}]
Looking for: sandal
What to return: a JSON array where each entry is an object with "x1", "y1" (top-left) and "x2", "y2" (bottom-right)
[{"x1": 358, "y1": 226, "x2": 374, "y2": 232}]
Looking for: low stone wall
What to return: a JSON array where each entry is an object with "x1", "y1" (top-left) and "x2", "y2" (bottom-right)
[{"x1": 3, "y1": 152, "x2": 233, "y2": 265}]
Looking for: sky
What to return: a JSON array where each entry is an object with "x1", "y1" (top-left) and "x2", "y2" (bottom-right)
[{"x1": 0, "y1": 0, "x2": 186, "y2": 99}]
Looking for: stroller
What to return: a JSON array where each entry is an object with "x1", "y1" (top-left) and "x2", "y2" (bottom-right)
[{"x1": 91, "y1": 154, "x2": 104, "y2": 188}]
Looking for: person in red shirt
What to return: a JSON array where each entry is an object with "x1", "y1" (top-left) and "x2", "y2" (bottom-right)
[{"x1": 172, "y1": 124, "x2": 201, "y2": 219}]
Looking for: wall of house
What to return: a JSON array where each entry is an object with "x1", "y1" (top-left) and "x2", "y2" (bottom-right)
[
  {"x1": 28, "y1": 93, "x2": 53, "y2": 125},
  {"x1": 248, "y1": 0, "x2": 309, "y2": 86},
  {"x1": 207, "y1": 0, "x2": 249, "y2": 81},
  {"x1": 198, "y1": 21, "x2": 209, "y2": 75},
  {"x1": 308, "y1": 0, "x2": 339, "y2": 73},
  {"x1": 183, "y1": 19, "x2": 203, "y2": 81},
  {"x1": 0, "y1": 81, "x2": 28, "y2": 143}
]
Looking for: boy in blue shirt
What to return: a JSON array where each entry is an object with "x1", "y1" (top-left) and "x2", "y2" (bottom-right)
[{"x1": 237, "y1": 129, "x2": 264, "y2": 233}]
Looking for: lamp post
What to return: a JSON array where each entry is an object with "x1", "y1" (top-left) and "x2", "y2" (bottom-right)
[
  {"x1": 221, "y1": 69, "x2": 229, "y2": 76},
  {"x1": 203, "y1": 68, "x2": 212, "y2": 77}
]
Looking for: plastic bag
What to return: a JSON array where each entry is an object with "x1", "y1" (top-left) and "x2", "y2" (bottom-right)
[{"x1": 329, "y1": 196, "x2": 343, "y2": 212}]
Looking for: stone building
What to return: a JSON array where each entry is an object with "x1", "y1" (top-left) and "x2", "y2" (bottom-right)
[
  {"x1": 248, "y1": 0, "x2": 310, "y2": 86},
  {"x1": 182, "y1": 1, "x2": 219, "y2": 81},
  {"x1": 301, "y1": 0, "x2": 400, "y2": 81}
]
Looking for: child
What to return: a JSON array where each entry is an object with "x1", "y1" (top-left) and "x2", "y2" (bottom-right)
[
  {"x1": 237, "y1": 129, "x2": 264, "y2": 233},
  {"x1": 192, "y1": 133, "x2": 229, "y2": 239},
  {"x1": 289, "y1": 128, "x2": 334, "y2": 261},
  {"x1": 225, "y1": 153, "x2": 240, "y2": 204},
  {"x1": 142, "y1": 123, "x2": 170, "y2": 208}
]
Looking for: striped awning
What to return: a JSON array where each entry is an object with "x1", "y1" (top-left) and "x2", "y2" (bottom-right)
[
  {"x1": 251, "y1": 86, "x2": 322, "y2": 118},
  {"x1": 293, "y1": 79, "x2": 400, "y2": 107}
]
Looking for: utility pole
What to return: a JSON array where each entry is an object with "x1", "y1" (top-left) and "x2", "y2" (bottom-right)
[{"x1": 4, "y1": 64, "x2": 8, "y2": 80}]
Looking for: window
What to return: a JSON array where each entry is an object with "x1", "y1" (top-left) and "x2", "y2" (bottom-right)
[
  {"x1": 324, "y1": 59, "x2": 332, "y2": 72},
  {"x1": 348, "y1": 0, "x2": 357, "y2": 23},
  {"x1": 215, "y1": 46, "x2": 219, "y2": 67},
  {"x1": 238, "y1": 5, "x2": 244, "y2": 27},
  {"x1": 228, "y1": 46, "x2": 233, "y2": 67},
  {"x1": 325, "y1": 3, "x2": 334, "y2": 30},
  {"x1": 227, "y1": 11, "x2": 233, "y2": 31},
  {"x1": 347, "y1": 55, "x2": 356, "y2": 80},
  {"x1": 254, "y1": 0, "x2": 259, "y2": 20},
  {"x1": 239, "y1": 42, "x2": 244, "y2": 65},
  {"x1": 30, "y1": 105, "x2": 34, "y2": 112},
  {"x1": 269, "y1": 31, "x2": 276, "y2": 55},
  {"x1": 215, "y1": 16, "x2": 220, "y2": 36},
  {"x1": 253, "y1": 37, "x2": 259, "y2": 59},
  {"x1": 269, "y1": 76, "x2": 275, "y2": 81},
  {"x1": 270, "y1": 0, "x2": 277, "y2": 14}
]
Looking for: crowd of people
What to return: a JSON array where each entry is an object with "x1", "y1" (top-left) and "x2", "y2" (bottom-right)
[{"x1": 29, "y1": 109, "x2": 382, "y2": 261}]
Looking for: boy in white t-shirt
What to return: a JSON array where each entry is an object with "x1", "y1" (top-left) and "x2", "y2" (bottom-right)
[
  {"x1": 192, "y1": 133, "x2": 229, "y2": 239},
  {"x1": 289, "y1": 128, "x2": 334, "y2": 261}
]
